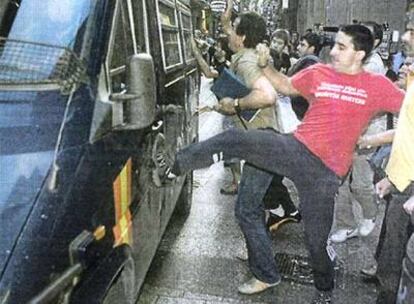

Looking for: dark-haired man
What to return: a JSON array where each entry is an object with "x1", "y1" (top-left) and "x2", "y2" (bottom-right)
[
  {"x1": 296, "y1": 32, "x2": 322, "y2": 59},
  {"x1": 361, "y1": 21, "x2": 386, "y2": 74},
  {"x1": 331, "y1": 21, "x2": 386, "y2": 244},
  {"x1": 287, "y1": 32, "x2": 322, "y2": 120},
  {"x1": 214, "y1": 0, "x2": 297, "y2": 294},
  {"x1": 215, "y1": 0, "x2": 277, "y2": 196},
  {"x1": 162, "y1": 25, "x2": 404, "y2": 303}
]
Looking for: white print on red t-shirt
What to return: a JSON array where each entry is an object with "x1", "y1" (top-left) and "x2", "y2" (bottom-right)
[{"x1": 315, "y1": 82, "x2": 368, "y2": 105}]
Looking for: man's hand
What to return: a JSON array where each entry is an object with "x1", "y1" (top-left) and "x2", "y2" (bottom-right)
[
  {"x1": 403, "y1": 196, "x2": 414, "y2": 215},
  {"x1": 376, "y1": 177, "x2": 392, "y2": 199},
  {"x1": 221, "y1": 0, "x2": 233, "y2": 35},
  {"x1": 256, "y1": 43, "x2": 270, "y2": 68},
  {"x1": 213, "y1": 97, "x2": 237, "y2": 115}
]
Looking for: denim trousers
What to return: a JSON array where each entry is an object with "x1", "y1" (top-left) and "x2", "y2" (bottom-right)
[
  {"x1": 376, "y1": 183, "x2": 414, "y2": 304},
  {"x1": 235, "y1": 163, "x2": 281, "y2": 283},
  {"x1": 175, "y1": 128, "x2": 341, "y2": 291}
]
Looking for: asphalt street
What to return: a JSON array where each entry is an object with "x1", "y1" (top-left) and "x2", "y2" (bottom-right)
[{"x1": 137, "y1": 77, "x2": 383, "y2": 304}]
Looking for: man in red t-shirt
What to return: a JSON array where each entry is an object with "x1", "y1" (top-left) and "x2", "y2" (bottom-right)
[{"x1": 161, "y1": 25, "x2": 404, "y2": 303}]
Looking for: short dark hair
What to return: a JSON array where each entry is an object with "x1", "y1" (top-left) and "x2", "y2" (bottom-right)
[
  {"x1": 339, "y1": 24, "x2": 374, "y2": 62},
  {"x1": 236, "y1": 12, "x2": 266, "y2": 48},
  {"x1": 271, "y1": 29, "x2": 290, "y2": 46},
  {"x1": 301, "y1": 32, "x2": 321, "y2": 55},
  {"x1": 361, "y1": 21, "x2": 383, "y2": 48}
]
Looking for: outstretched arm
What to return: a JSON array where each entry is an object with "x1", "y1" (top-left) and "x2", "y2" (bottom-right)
[
  {"x1": 357, "y1": 130, "x2": 395, "y2": 149},
  {"x1": 221, "y1": 0, "x2": 233, "y2": 36},
  {"x1": 256, "y1": 43, "x2": 300, "y2": 96},
  {"x1": 191, "y1": 38, "x2": 219, "y2": 78},
  {"x1": 214, "y1": 75, "x2": 277, "y2": 115}
]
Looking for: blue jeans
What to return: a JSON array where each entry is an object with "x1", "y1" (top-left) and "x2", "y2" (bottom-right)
[
  {"x1": 174, "y1": 129, "x2": 341, "y2": 290},
  {"x1": 235, "y1": 164, "x2": 281, "y2": 283}
]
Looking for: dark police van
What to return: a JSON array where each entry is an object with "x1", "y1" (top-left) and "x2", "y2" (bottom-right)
[{"x1": 0, "y1": 0, "x2": 203, "y2": 303}]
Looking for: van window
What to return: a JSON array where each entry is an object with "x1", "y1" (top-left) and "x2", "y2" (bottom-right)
[
  {"x1": 2, "y1": 0, "x2": 92, "y2": 49},
  {"x1": 158, "y1": 0, "x2": 182, "y2": 70},
  {"x1": 180, "y1": 10, "x2": 194, "y2": 62},
  {"x1": 109, "y1": 0, "x2": 135, "y2": 93},
  {"x1": 130, "y1": 0, "x2": 148, "y2": 53}
]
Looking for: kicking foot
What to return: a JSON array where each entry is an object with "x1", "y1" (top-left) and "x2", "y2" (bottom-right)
[{"x1": 152, "y1": 151, "x2": 177, "y2": 187}]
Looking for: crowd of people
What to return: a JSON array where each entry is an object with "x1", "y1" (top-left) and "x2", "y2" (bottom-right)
[{"x1": 155, "y1": 1, "x2": 414, "y2": 303}]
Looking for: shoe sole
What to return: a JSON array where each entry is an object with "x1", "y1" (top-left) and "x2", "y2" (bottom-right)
[
  {"x1": 360, "y1": 268, "x2": 377, "y2": 278},
  {"x1": 269, "y1": 218, "x2": 299, "y2": 232},
  {"x1": 237, "y1": 279, "x2": 281, "y2": 294},
  {"x1": 235, "y1": 254, "x2": 248, "y2": 262}
]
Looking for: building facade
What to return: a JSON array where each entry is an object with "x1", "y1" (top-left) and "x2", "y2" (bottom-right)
[{"x1": 295, "y1": 0, "x2": 408, "y2": 34}]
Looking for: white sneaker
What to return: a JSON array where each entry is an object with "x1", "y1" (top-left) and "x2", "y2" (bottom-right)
[
  {"x1": 330, "y1": 228, "x2": 359, "y2": 243},
  {"x1": 358, "y1": 218, "x2": 376, "y2": 237},
  {"x1": 238, "y1": 277, "x2": 280, "y2": 294}
]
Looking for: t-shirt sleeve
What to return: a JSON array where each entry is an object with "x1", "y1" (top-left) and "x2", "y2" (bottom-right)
[
  {"x1": 376, "y1": 76, "x2": 405, "y2": 113},
  {"x1": 290, "y1": 64, "x2": 320, "y2": 101}
]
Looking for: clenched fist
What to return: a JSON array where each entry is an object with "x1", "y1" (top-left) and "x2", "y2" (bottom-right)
[{"x1": 213, "y1": 97, "x2": 237, "y2": 115}]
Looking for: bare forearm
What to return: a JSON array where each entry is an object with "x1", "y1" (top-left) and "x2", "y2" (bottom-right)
[
  {"x1": 261, "y1": 65, "x2": 298, "y2": 96},
  {"x1": 221, "y1": 0, "x2": 233, "y2": 35},
  {"x1": 238, "y1": 89, "x2": 276, "y2": 110},
  {"x1": 192, "y1": 39, "x2": 218, "y2": 78},
  {"x1": 196, "y1": 56, "x2": 218, "y2": 78},
  {"x1": 359, "y1": 130, "x2": 395, "y2": 148}
]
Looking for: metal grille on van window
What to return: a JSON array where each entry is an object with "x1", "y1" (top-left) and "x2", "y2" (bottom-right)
[{"x1": 0, "y1": 37, "x2": 86, "y2": 93}]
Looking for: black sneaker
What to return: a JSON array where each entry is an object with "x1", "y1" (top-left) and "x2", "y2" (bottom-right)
[
  {"x1": 311, "y1": 290, "x2": 332, "y2": 304},
  {"x1": 267, "y1": 210, "x2": 302, "y2": 232},
  {"x1": 152, "y1": 151, "x2": 177, "y2": 187}
]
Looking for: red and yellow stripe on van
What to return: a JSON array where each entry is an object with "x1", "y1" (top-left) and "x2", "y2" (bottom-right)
[{"x1": 112, "y1": 158, "x2": 133, "y2": 247}]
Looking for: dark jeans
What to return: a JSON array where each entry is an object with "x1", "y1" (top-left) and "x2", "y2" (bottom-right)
[
  {"x1": 376, "y1": 183, "x2": 414, "y2": 304},
  {"x1": 174, "y1": 129, "x2": 341, "y2": 290},
  {"x1": 235, "y1": 164, "x2": 281, "y2": 283},
  {"x1": 263, "y1": 172, "x2": 296, "y2": 213}
]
